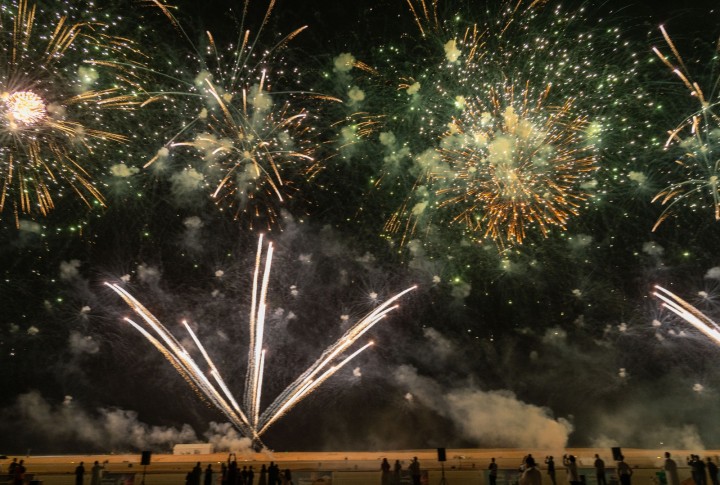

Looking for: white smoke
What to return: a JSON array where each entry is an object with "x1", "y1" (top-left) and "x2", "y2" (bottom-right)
[
  {"x1": 628, "y1": 171, "x2": 647, "y2": 185},
  {"x1": 415, "y1": 148, "x2": 446, "y2": 174},
  {"x1": 423, "y1": 328, "x2": 455, "y2": 360},
  {"x1": 203, "y1": 422, "x2": 254, "y2": 454},
  {"x1": 393, "y1": 365, "x2": 572, "y2": 449},
  {"x1": 137, "y1": 264, "x2": 161, "y2": 286},
  {"x1": 110, "y1": 163, "x2": 140, "y2": 178},
  {"x1": 642, "y1": 241, "x2": 664, "y2": 257},
  {"x1": 170, "y1": 168, "x2": 205, "y2": 196},
  {"x1": 347, "y1": 86, "x2": 365, "y2": 106},
  {"x1": 69, "y1": 331, "x2": 100, "y2": 355},
  {"x1": 406, "y1": 82, "x2": 421, "y2": 95},
  {"x1": 60, "y1": 260, "x2": 82, "y2": 281},
  {"x1": 704, "y1": 267, "x2": 720, "y2": 280},
  {"x1": 333, "y1": 52, "x2": 355, "y2": 73},
  {"x1": 568, "y1": 234, "x2": 593, "y2": 250},
  {"x1": 18, "y1": 220, "x2": 42, "y2": 234},
  {"x1": 444, "y1": 39, "x2": 461, "y2": 62},
  {"x1": 15, "y1": 391, "x2": 197, "y2": 451}
]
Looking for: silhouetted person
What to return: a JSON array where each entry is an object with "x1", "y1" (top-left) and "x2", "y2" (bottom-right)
[
  {"x1": 381, "y1": 458, "x2": 391, "y2": 485},
  {"x1": 267, "y1": 462, "x2": 278, "y2": 485},
  {"x1": 664, "y1": 452, "x2": 679, "y2": 485},
  {"x1": 204, "y1": 464, "x2": 213, "y2": 485},
  {"x1": 488, "y1": 458, "x2": 498, "y2": 485},
  {"x1": 230, "y1": 460, "x2": 239, "y2": 485},
  {"x1": 192, "y1": 462, "x2": 202, "y2": 485},
  {"x1": 8, "y1": 459, "x2": 17, "y2": 477},
  {"x1": 563, "y1": 455, "x2": 580, "y2": 485},
  {"x1": 410, "y1": 457, "x2": 421, "y2": 485},
  {"x1": 91, "y1": 461, "x2": 103, "y2": 485},
  {"x1": 221, "y1": 462, "x2": 228, "y2": 485},
  {"x1": 281, "y1": 468, "x2": 292, "y2": 485},
  {"x1": 616, "y1": 455, "x2": 633, "y2": 485},
  {"x1": 520, "y1": 456, "x2": 542, "y2": 485},
  {"x1": 13, "y1": 460, "x2": 25, "y2": 485},
  {"x1": 258, "y1": 464, "x2": 267, "y2": 485},
  {"x1": 545, "y1": 456, "x2": 556, "y2": 485},
  {"x1": 75, "y1": 461, "x2": 86, "y2": 485},
  {"x1": 689, "y1": 455, "x2": 702, "y2": 485},
  {"x1": 698, "y1": 456, "x2": 708, "y2": 485},
  {"x1": 394, "y1": 460, "x2": 402, "y2": 485},
  {"x1": 595, "y1": 454, "x2": 607, "y2": 485},
  {"x1": 247, "y1": 465, "x2": 255, "y2": 485},
  {"x1": 707, "y1": 458, "x2": 719, "y2": 485}
]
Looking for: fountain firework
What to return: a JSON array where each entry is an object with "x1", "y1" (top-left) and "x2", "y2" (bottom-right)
[{"x1": 106, "y1": 235, "x2": 416, "y2": 447}]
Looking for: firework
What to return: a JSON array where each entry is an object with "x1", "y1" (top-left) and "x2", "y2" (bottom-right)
[
  {"x1": 0, "y1": 0, "x2": 140, "y2": 224},
  {"x1": 653, "y1": 285, "x2": 720, "y2": 346},
  {"x1": 329, "y1": 0, "x2": 647, "y2": 248},
  {"x1": 106, "y1": 235, "x2": 415, "y2": 445},
  {"x1": 651, "y1": 27, "x2": 720, "y2": 231},
  {"x1": 142, "y1": 1, "x2": 336, "y2": 228},
  {"x1": 429, "y1": 83, "x2": 597, "y2": 246}
]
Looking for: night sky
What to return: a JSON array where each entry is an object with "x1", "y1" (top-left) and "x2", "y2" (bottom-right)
[{"x1": 1, "y1": 0, "x2": 720, "y2": 454}]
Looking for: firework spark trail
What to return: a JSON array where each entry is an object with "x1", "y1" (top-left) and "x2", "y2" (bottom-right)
[
  {"x1": 257, "y1": 285, "x2": 416, "y2": 433},
  {"x1": 651, "y1": 26, "x2": 720, "y2": 231},
  {"x1": 245, "y1": 235, "x2": 273, "y2": 429},
  {"x1": 653, "y1": 285, "x2": 720, "y2": 346},
  {"x1": 107, "y1": 283, "x2": 257, "y2": 441},
  {"x1": 107, "y1": 237, "x2": 415, "y2": 443},
  {"x1": 257, "y1": 341, "x2": 375, "y2": 436}
]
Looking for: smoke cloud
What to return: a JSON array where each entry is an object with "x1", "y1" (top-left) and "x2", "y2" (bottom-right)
[
  {"x1": 13, "y1": 391, "x2": 197, "y2": 452},
  {"x1": 393, "y1": 365, "x2": 572, "y2": 450}
]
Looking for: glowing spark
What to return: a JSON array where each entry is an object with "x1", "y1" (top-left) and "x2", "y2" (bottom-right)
[{"x1": 3, "y1": 91, "x2": 46, "y2": 127}]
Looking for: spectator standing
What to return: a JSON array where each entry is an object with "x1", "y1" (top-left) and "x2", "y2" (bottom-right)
[
  {"x1": 268, "y1": 462, "x2": 278, "y2": 485},
  {"x1": 394, "y1": 460, "x2": 402, "y2": 485},
  {"x1": 381, "y1": 458, "x2": 391, "y2": 485},
  {"x1": 616, "y1": 455, "x2": 633, "y2": 485},
  {"x1": 663, "y1": 452, "x2": 680, "y2": 485},
  {"x1": 689, "y1": 456, "x2": 701, "y2": 485},
  {"x1": 488, "y1": 458, "x2": 498, "y2": 485},
  {"x1": 699, "y1": 457, "x2": 709, "y2": 485},
  {"x1": 545, "y1": 456, "x2": 556, "y2": 485},
  {"x1": 563, "y1": 455, "x2": 580, "y2": 485},
  {"x1": 75, "y1": 462, "x2": 86, "y2": 485},
  {"x1": 13, "y1": 460, "x2": 25, "y2": 485},
  {"x1": 707, "y1": 458, "x2": 719, "y2": 485},
  {"x1": 258, "y1": 464, "x2": 267, "y2": 485},
  {"x1": 409, "y1": 457, "x2": 421, "y2": 485},
  {"x1": 281, "y1": 468, "x2": 292, "y2": 485},
  {"x1": 520, "y1": 457, "x2": 543, "y2": 485},
  {"x1": 193, "y1": 462, "x2": 203, "y2": 485},
  {"x1": 594, "y1": 454, "x2": 607, "y2": 485},
  {"x1": 204, "y1": 464, "x2": 213, "y2": 485},
  {"x1": 91, "y1": 461, "x2": 104, "y2": 485}
]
